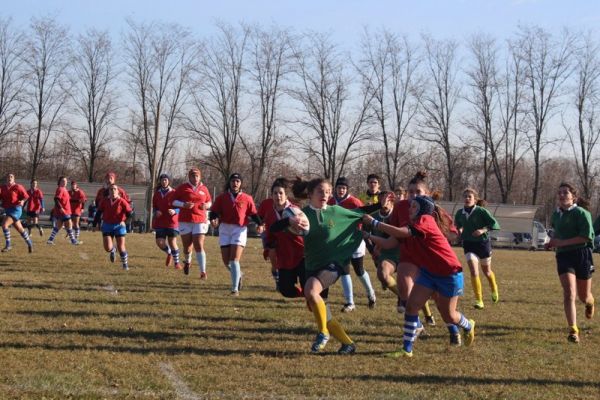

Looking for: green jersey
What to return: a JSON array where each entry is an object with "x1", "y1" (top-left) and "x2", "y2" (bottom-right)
[
  {"x1": 370, "y1": 210, "x2": 399, "y2": 263},
  {"x1": 302, "y1": 204, "x2": 365, "y2": 272},
  {"x1": 550, "y1": 205, "x2": 594, "y2": 253},
  {"x1": 454, "y1": 205, "x2": 500, "y2": 243}
]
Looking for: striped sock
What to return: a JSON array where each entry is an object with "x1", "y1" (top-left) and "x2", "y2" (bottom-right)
[
  {"x1": 3, "y1": 228, "x2": 11, "y2": 248},
  {"x1": 75, "y1": 227, "x2": 80, "y2": 239},
  {"x1": 120, "y1": 251, "x2": 128, "y2": 268},
  {"x1": 171, "y1": 249, "x2": 180, "y2": 264},
  {"x1": 48, "y1": 227, "x2": 59, "y2": 242},
  {"x1": 403, "y1": 314, "x2": 420, "y2": 353},
  {"x1": 196, "y1": 251, "x2": 206, "y2": 274},
  {"x1": 340, "y1": 274, "x2": 354, "y2": 305},
  {"x1": 457, "y1": 314, "x2": 472, "y2": 331},
  {"x1": 20, "y1": 230, "x2": 32, "y2": 247},
  {"x1": 66, "y1": 228, "x2": 77, "y2": 244}
]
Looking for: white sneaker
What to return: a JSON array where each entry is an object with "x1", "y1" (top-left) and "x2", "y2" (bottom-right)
[{"x1": 341, "y1": 303, "x2": 356, "y2": 313}]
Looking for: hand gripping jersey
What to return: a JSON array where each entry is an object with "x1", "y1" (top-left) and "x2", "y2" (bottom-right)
[{"x1": 172, "y1": 182, "x2": 212, "y2": 223}]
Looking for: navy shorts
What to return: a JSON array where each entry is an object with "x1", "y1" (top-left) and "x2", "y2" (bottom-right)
[
  {"x1": 556, "y1": 247, "x2": 595, "y2": 280},
  {"x1": 463, "y1": 239, "x2": 492, "y2": 259},
  {"x1": 26, "y1": 211, "x2": 40, "y2": 218},
  {"x1": 155, "y1": 228, "x2": 180, "y2": 239}
]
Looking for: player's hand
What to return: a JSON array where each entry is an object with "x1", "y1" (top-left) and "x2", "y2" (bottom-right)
[
  {"x1": 472, "y1": 229, "x2": 487, "y2": 237},
  {"x1": 183, "y1": 202, "x2": 194, "y2": 209},
  {"x1": 155, "y1": 210, "x2": 163, "y2": 218},
  {"x1": 256, "y1": 224, "x2": 265, "y2": 234},
  {"x1": 168, "y1": 209, "x2": 176, "y2": 216},
  {"x1": 362, "y1": 214, "x2": 374, "y2": 225},
  {"x1": 210, "y1": 219, "x2": 219, "y2": 228}
]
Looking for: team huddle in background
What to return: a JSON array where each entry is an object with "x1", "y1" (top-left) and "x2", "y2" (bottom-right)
[{"x1": 0, "y1": 168, "x2": 595, "y2": 355}]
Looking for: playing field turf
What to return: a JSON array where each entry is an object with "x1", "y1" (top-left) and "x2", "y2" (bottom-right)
[{"x1": 0, "y1": 232, "x2": 598, "y2": 399}]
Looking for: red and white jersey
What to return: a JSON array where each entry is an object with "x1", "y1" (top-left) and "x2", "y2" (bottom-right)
[
  {"x1": 95, "y1": 186, "x2": 131, "y2": 207},
  {"x1": 262, "y1": 200, "x2": 304, "y2": 270},
  {"x1": 68, "y1": 188, "x2": 87, "y2": 216},
  {"x1": 54, "y1": 186, "x2": 72, "y2": 217},
  {"x1": 152, "y1": 188, "x2": 178, "y2": 229},
  {"x1": 402, "y1": 214, "x2": 462, "y2": 276},
  {"x1": 98, "y1": 197, "x2": 132, "y2": 224},
  {"x1": 172, "y1": 182, "x2": 212, "y2": 223},
  {"x1": 26, "y1": 188, "x2": 44, "y2": 213},
  {"x1": 211, "y1": 191, "x2": 257, "y2": 227},
  {"x1": 327, "y1": 194, "x2": 364, "y2": 209},
  {"x1": 0, "y1": 183, "x2": 29, "y2": 209}
]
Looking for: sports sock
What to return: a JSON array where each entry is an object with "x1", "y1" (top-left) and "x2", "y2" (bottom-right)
[
  {"x1": 422, "y1": 300, "x2": 433, "y2": 318},
  {"x1": 570, "y1": 325, "x2": 579, "y2": 333},
  {"x1": 230, "y1": 260, "x2": 241, "y2": 291},
  {"x1": 3, "y1": 228, "x2": 11, "y2": 248},
  {"x1": 486, "y1": 271, "x2": 498, "y2": 293},
  {"x1": 471, "y1": 276, "x2": 483, "y2": 303},
  {"x1": 196, "y1": 251, "x2": 206, "y2": 274},
  {"x1": 457, "y1": 314, "x2": 472, "y2": 331},
  {"x1": 312, "y1": 298, "x2": 329, "y2": 335},
  {"x1": 184, "y1": 251, "x2": 192, "y2": 264},
  {"x1": 327, "y1": 319, "x2": 353, "y2": 345},
  {"x1": 171, "y1": 249, "x2": 180, "y2": 264},
  {"x1": 160, "y1": 245, "x2": 170, "y2": 254},
  {"x1": 340, "y1": 274, "x2": 354, "y2": 305},
  {"x1": 75, "y1": 227, "x2": 80, "y2": 239},
  {"x1": 120, "y1": 251, "x2": 128, "y2": 268},
  {"x1": 48, "y1": 227, "x2": 59, "y2": 242},
  {"x1": 66, "y1": 228, "x2": 77, "y2": 244},
  {"x1": 358, "y1": 271, "x2": 375, "y2": 297},
  {"x1": 385, "y1": 276, "x2": 400, "y2": 296},
  {"x1": 447, "y1": 323, "x2": 460, "y2": 335},
  {"x1": 20, "y1": 230, "x2": 32, "y2": 247},
  {"x1": 402, "y1": 314, "x2": 420, "y2": 353}
]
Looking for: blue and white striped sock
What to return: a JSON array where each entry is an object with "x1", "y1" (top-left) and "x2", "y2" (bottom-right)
[
  {"x1": 171, "y1": 249, "x2": 180, "y2": 264},
  {"x1": 120, "y1": 251, "x2": 128, "y2": 269},
  {"x1": 3, "y1": 228, "x2": 11, "y2": 248},
  {"x1": 20, "y1": 230, "x2": 32, "y2": 247},
  {"x1": 48, "y1": 227, "x2": 59, "y2": 242},
  {"x1": 75, "y1": 227, "x2": 80, "y2": 239},
  {"x1": 196, "y1": 251, "x2": 206, "y2": 273},
  {"x1": 340, "y1": 274, "x2": 354, "y2": 305},
  {"x1": 403, "y1": 314, "x2": 420, "y2": 353},
  {"x1": 457, "y1": 314, "x2": 472, "y2": 332},
  {"x1": 66, "y1": 228, "x2": 77, "y2": 244}
]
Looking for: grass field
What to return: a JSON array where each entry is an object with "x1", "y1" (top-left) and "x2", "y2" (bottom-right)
[{"x1": 0, "y1": 231, "x2": 598, "y2": 399}]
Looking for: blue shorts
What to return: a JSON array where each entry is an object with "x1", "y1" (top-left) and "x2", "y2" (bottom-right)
[
  {"x1": 59, "y1": 214, "x2": 72, "y2": 222},
  {"x1": 5, "y1": 206, "x2": 23, "y2": 221},
  {"x1": 101, "y1": 222, "x2": 127, "y2": 237},
  {"x1": 155, "y1": 228, "x2": 179, "y2": 239},
  {"x1": 416, "y1": 268, "x2": 464, "y2": 298}
]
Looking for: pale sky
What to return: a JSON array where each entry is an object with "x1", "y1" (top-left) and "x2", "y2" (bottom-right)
[{"x1": 3, "y1": 0, "x2": 599, "y2": 46}]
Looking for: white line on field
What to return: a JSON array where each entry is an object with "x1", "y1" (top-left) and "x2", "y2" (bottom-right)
[
  {"x1": 79, "y1": 252, "x2": 89, "y2": 260},
  {"x1": 159, "y1": 362, "x2": 201, "y2": 400}
]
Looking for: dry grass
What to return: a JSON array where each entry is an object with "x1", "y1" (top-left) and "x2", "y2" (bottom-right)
[{"x1": 0, "y1": 231, "x2": 598, "y2": 399}]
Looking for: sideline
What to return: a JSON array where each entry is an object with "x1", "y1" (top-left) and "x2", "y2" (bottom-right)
[{"x1": 159, "y1": 362, "x2": 202, "y2": 400}]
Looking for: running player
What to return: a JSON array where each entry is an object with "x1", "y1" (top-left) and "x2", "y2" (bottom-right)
[
  {"x1": 172, "y1": 167, "x2": 211, "y2": 278},
  {"x1": 97, "y1": 184, "x2": 133, "y2": 270},
  {"x1": 153, "y1": 173, "x2": 180, "y2": 269},
  {"x1": 0, "y1": 173, "x2": 33, "y2": 253},
  {"x1": 257, "y1": 195, "x2": 279, "y2": 290},
  {"x1": 545, "y1": 182, "x2": 595, "y2": 343},
  {"x1": 68, "y1": 181, "x2": 87, "y2": 241},
  {"x1": 95, "y1": 172, "x2": 131, "y2": 207},
  {"x1": 328, "y1": 177, "x2": 376, "y2": 311},
  {"x1": 209, "y1": 173, "x2": 262, "y2": 295},
  {"x1": 46, "y1": 176, "x2": 81, "y2": 246},
  {"x1": 454, "y1": 188, "x2": 501, "y2": 309},
  {"x1": 25, "y1": 179, "x2": 45, "y2": 236}
]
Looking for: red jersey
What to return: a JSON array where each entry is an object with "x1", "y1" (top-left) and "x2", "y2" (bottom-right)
[
  {"x1": 402, "y1": 214, "x2": 462, "y2": 276},
  {"x1": 211, "y1": 191, "x2": 257, "y2": 227},
  {"x1": 0, "y1": 183, "x2": 29, "y2": 209},
  {"x1": 327, "y1": 195, "x2": 363, "y2": 209},
  {"x1": 68, "y1": 188, "x2": 87, "y2": 216},
  {"x1": 98, "y1": 197, "x2": 132, "y2": 224},
  {"x1": 257, "y1": 198, "x2": 274, "y2": 220},
  {"x1": 262, "y1": 201, "x2": 304, "y2": 270},
  {"x1": 54, "y1": 187, "x2": 72, "y2": 217},
  {"x1": 172, "y1": 182, "x2": 212, "y2": 223},
  {"x1": 152, "y1": 188, "x2": 178, "y2": 229},
  {"x1": 389, "y1": 199, "x2": 410, "y2": 227},
  {"x1": 95, "y1": 186, "x2": 130, "y2": 207},
  {"x1": 26, "y1": 188, "x2": 44, "y2": 213}
]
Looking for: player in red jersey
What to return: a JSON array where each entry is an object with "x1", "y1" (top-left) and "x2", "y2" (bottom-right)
[
  {"x1": 171, "y1": 167, "x2": 212, "y2": 278},
  {"x1": 328, "y1": 177, "x2": 376, "y2": 311},
  {"x1": 46, "y1": 177, "x2": 81, "y2": 246},
  {"x1": 97, "y1": 184, "x2": 133, "y2": 270},
  {"x1": 0, "y1": 173, "x2": 33, "y2": 253},
  {"x1": 257, "y1": 196, "x2": 279, "y2": 289},
  {"x1": 363, "y1": 195, "x2": 475, "y2": 357},
  {"x1": 261, "y1": 178, "x2": 305, "y2": 298},
  {"x1": 210, "y1": 173, "x2": 263, "y2": 295},
  {"x1": 25, "y1": 179, "x2": 45, "y2": 237},
  {"x1": 68, "y1": 181, "x2": 87, "y2": 241},
  {"x1": 95, "y1": 172, "x2": 131, "y2": 208},
  {"x1": 152, "y1": 173, "x2": 180, "y2": 269}
]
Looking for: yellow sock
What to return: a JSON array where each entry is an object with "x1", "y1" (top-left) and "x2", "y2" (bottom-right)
[
  {"x1": 570, "y1": 325, "x2": 579, "y2": 334},
  {"x1": 471, "y1": 276, "x2": 483, "y2": 302},
  {"x1": 421, "y1": 300, "x2": 432, "y2": 318},
  {"x1": 327, "y1": 319, "x2": 353, "y2": 345},
  {"x1": 385, "y1": 277, "x2": 400, "y2": 296},
  {"x1": 312, "y1": 299, "x2": 329, "y2": 335},
  {"x1": 487, "y1": 271, "x2": 498, "y2": 293}
]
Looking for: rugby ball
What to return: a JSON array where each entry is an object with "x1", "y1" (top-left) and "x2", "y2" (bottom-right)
[{"x1": 282, "y1": 206, "x2": 310, "y2": 236}]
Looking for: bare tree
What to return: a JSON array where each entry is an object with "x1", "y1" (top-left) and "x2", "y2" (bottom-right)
[
  {"x1": 417, "y1": 35, "x2": 460, "y2": 200},
  {"x1": 562, "y1": 32, "x2": 600, "y2": 199},
  {"x1": 22, "y1": 16, "x2": 71, "y2": 179},
  {"x1": 0, "y1": 18, "x2": 26, "y2": 148},
  {"x1": 241, "y1": 24, "x2": 292, "y2": 197},
  {"x1": 359, "y1": 28, "x2": 422, "y2": 191},
  {"x1": 185, "y1": 22, "x2": 250, "y2": 183},
  {"x1": 515, "y1": 25, "x2": 575, "y2": 204},
  {"x1": 123, "y1": 19, "x2": 197, "y2": 229},
  {"x1": 70, "y1": 28, "x2": 118, "y2": 182},
  {"x1": 289, "y1": 32, "x2": 374, "y2": 182}
]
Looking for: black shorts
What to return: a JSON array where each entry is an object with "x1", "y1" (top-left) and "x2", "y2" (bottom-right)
[
  {"x1": 463, "y1": 240, "x2": 492, "y2": 259},
  {"x1": 305, "y1": 262, "x2": 348, "y2": 300},
  {"x1": 556, "y1": 247, "x2": 595, "y2": 280},
  {"x1": 278, "y1": 259, "x2": 306, "y2": 297},
  {"x1": 26, "y1": 211, "x2": 39, "y2": 218},
  {"x1": 155, "y1": 228, "x2": 180, "y2": 239}
]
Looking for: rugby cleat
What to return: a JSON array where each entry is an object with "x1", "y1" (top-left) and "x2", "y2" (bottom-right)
[
  {"x1": 473, "y1": 300, "x2": 484, "y2": 310},
  {"x1": 465, "y1": 319, "x2": 476, "y2": 346},
  {"x1": 385, "y1": 348, "x2": 413, "y2": 358},
  {"x1": 310, "y1": 332, "x2": 330, "y2": 353},
  {"x1": 341, "y1": 303, "x2": 356, "y2": 313},
  {"x1": 337, "y1": 343, "x2": 356, "y2": 355}
]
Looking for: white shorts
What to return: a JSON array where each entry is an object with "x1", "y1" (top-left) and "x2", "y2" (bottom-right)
[
  {"x1": 218, "y1": 223, "x2": 248, "y2": 247},
  {"x1": 179, "y1": 222, "x2": 209, "y2": 236},
  {"x1": 352, "y1": 240, "x2": 366, "y2": 258}
]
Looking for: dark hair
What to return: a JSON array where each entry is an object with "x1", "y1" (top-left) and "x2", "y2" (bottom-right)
[
  {"x1": 559, "y1": 182, "x2": 590, "y2": 210},
  {"x1": 57, "y1": 176, "x2": 67, "y2": 185},
  {"x1": 271, "y1": 177, "x2": 291, "y2": 193},
  {"x1": 224, "y1": 172, "x2": 243, "y2": 192},
  {"x1": 292, "y1": 177, "x2": 330, "y2": 199},
  {"x1": 408, "y1": 170, "x2": 428, "y2": 186},
  {"x1": 30, "y1": 178, "x2": 37, "y2": 184},
  {"x1": 367, "y1": 174, "x2": 380, "y2": 183},
  {"x1": 432, "y1": 204, "x2": 452, "y2": 237}
]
